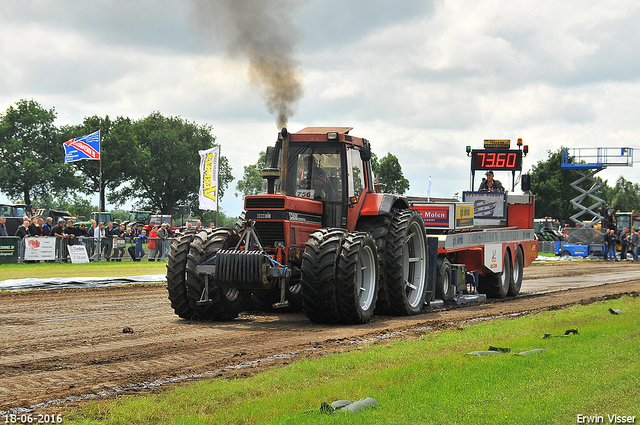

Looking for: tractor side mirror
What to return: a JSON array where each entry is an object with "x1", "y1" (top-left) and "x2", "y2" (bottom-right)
[{"x1": 360, "y1": 144, "x2": 371, "y2": 161}]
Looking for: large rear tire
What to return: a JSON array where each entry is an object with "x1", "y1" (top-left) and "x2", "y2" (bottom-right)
[
  {"x1": 185, "y1": 228, "x2": 249, "y2": 320},
  {"x1": 508, "y1": 247, "x2": 524, "y2": 296},
  {"x1": 166, "y1": 232, "x2": 195, "y2": 319},
  {"x1": 356, "y1": 216, "x2": 392, "y2": 312},
  {"x1": 300, "y1": 228, "x2": 346, "y2": 324},
  {"x1": 383, "y1": 210, "x2": 429, "y2": 315},
  {"x1": 336, "y1": 232, "x2": 379, "y2": 324}
]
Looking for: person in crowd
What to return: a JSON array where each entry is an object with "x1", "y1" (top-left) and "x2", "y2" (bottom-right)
[
  {"x1": 123, "y1": 225, "x2": 133, "y2": 241},
  {"x1": 157, "y1": 223, "x2": 169, "y2": 261},
  {"x1": 209, "y1": 222, "x2": 215, "y2": 228},
  {"x1": 14, "y1": 218, "x2": 30, "y2": 262},
  {"x1": 604, "y1": 229, "x2": 612, "y2": 261},
  {"x1": 103, "y1": 221, "x2": 115, "y2": 261},
  {"x1": 195, "y1": 220, "x2": 202, "y2": 230},
  {"x1": 28, "y1": 216, "x2": 43, "y2": 237},
  {"x1": 112, "y1": 223, "x2": 126, "y2": 261},
  {"x1": 77, "y1": 223, "x2": 88, "y2": 241},
  {"x1": 631, "y1": 228, "x2": 639, "y2": 261},
  {"x1": 620, "y1": 227, "x2": 629, "y2": 260},
  {"x1": 51, "y1": 218, "x2": 68, "y2": 261},
  {"x1": 606, "y1": 228, "x2": 618, "y2": 261},
  {"x1": 0, "y1": 216, "x2": 9, "y2": 237},
  {"x1": 135, "y1": 229, "x2": 148, "y2": 260},
  {"x1": 478, "y1": 170, "x2": 505, "y2": 192},
  {"x1": 148, "y1": 225, "x2": 159, "y2": 261},
  {"x1": 64, "y1": 219, "x2": 77, "y2": 246},
  {"x1": 86, "y1": 220, "x2": 98, "y2": 259},
  {"x1": 42, "y1": 217, "x2": 53, "y2": 236}
]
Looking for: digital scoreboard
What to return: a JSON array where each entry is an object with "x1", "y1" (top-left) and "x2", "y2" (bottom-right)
[{"x1": 471, "y1": 149, "x2": 523, "y2": 172}]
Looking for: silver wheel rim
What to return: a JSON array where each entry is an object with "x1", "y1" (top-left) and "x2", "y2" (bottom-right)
[
  {"x1": 442, "y1": 264, "x2": 450, "y2": 295},
  {"x1": 358, "y1": 244, "x2": 376, "y2": 310},
  {"x1": 501, "y1": 254, "x2": 510, "y2": 292},
  {"x1": 404, "y1": 220, "x2": 427, "y2": 308},
  {"x1": 513, "y1": 252, "x2": 522, "y2": 286},
  {"x1": 224, "y1": 287, "x2": 240, "y2": 302}
]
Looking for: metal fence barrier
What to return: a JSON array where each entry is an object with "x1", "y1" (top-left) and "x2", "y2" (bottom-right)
[{"x1": 8, "y1": 236, "x2": 175, "y2": 263}]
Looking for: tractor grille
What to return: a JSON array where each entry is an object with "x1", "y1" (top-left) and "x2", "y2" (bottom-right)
[
  {"x1": 246, "y1": 197, "x2": 285, "y2": 209},
  {"x1": 254, "y1": 221, "x2": 285, "y2": 247}
]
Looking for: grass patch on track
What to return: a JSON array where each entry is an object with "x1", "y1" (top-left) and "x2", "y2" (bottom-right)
[
  {"x1": 0, "y1": 262, "x2": 167, "y2": 280},
  {"x1": 65, "y1": 296, "x2": 640, "y2": 424}
]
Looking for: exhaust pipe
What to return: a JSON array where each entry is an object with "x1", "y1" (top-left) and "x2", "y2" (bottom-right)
[{"x1": 280, "y1": 127, "x2": 289, "y2": 195}]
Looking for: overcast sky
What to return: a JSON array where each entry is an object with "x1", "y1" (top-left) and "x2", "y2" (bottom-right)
[{"x1": 2, "y1": 0, "x2": 640, "y2": 217}]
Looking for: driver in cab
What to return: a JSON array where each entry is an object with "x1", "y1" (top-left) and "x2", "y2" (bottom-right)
[
  {"x1": 478, "y1": 170, "x2": 505, "y2": 192},
  {"x1": 300, "y1": 155, "x2": 336, "y2": 200}
]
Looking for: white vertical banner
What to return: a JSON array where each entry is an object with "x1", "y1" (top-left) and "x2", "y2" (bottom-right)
[{"x1": 199, "y1": 146, "x2": 220, "y2": 211}]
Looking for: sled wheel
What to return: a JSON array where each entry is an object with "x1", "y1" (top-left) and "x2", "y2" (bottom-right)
[
  {"x1": 436, "y1": 256, "x2": 455, "y2": 301},
  {"x1": 508, "y1": 247, "x2": 524, "y2": 296}
]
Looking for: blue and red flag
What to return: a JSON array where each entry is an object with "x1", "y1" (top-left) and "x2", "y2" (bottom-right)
[{"x1": 64, "y1": 130, "x2": 100, "y2": 163}]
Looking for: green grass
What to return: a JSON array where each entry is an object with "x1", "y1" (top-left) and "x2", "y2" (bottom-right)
[
  {"x1": 0, "y1": 261, "x2": 167, "y2": 280},
  {"x1": 64, "y1": 296, "x2": 640, "y2": 425}
]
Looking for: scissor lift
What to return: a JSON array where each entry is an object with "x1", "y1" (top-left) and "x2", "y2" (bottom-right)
[{"x1": 561, "y1": 147, "x2": 633, "y2": 244}]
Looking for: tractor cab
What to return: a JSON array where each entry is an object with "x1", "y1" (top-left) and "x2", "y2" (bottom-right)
[{"x1": 254, "y1": 127, "x2": 374, "y2": 231}]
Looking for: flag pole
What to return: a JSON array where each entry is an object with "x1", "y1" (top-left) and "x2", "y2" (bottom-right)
[
  {"x1": 99, "y1": 130, "x2": 104, "y2": 213},
  {"x1": 216, "y1": 146, "x2": 220, "y2": 228}
]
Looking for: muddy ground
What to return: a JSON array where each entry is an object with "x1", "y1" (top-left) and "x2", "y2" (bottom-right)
[{"x1": 1, "y1": 259, "x2": 639, "y2": 413}]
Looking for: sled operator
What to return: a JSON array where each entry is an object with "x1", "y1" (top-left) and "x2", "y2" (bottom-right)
[{"x1": 478, "y1": 170, "x2": 505, "y2": 192}]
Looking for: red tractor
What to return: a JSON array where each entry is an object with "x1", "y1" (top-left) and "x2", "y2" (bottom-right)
[{"x1": 166, "y1": 127, "x2": 429, "y2": 324}]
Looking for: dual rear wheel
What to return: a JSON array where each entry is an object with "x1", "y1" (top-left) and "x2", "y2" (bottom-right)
[{"x1": 300, "y1": 209, "x2": 429, "y2": 324}]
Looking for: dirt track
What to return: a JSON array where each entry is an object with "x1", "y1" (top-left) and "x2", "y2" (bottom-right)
[{"x1": 1, "y1": 260, "x2": 639, "y2": 413}]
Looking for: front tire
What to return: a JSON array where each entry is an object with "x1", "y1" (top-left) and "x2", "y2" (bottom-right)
[
  {"x1": 185, "y1": 228, "x2": 249, "y2": 320},
  {"x1": 166, "y1": 232, "x2": 196, "y2": 319},
  {"x1": 300, "y1": 228, "x2": 346, "y2": 324}
]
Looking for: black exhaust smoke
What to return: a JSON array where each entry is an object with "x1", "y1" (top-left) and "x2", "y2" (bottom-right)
[{"x1": 189, "y1": 0, "x2": 304, "y2": 129}]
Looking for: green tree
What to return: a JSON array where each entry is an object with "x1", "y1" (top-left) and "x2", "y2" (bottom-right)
[
  {"x1": 608, "y1": 176, "x2": 640, "y2": 212},
  {"x1": 372, "y1": 153, "x2": 410, "y2": 195},
  {"x1": 110, "y1": 112, "x2": 233, "y2": 214},
  {"x1": 235, "y1": 151, "x2": 266, "y2": 197},
  {"x1": 0, "y1": 99, "x2": 81, "y2": 206}
]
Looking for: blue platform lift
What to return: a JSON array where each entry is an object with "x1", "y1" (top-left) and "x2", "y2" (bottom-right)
[{"x1": 559, "y1": 147, "x2": 633, "y2": 257}]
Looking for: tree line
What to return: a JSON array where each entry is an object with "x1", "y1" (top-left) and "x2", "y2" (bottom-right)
[
  {"x1": 3, "y1": 99, "x2": 636, "y2": 226},
  {"x1": 0, "y1": 99, "x2": 234, "y2": 225}
]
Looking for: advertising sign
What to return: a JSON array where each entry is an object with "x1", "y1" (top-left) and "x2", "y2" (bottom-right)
[
  {"x1": 68, "y1": 245, "x2": 90, "y2": 263},
  {"x1": 462, "y1": 192, "x2": 507, "y2": 219},
  {"x1": 0, "y1": 237, "x2": 18, "y2": 264},
  {"x1": 24, "y1": 237, "x2": 56, "y2": 261}
]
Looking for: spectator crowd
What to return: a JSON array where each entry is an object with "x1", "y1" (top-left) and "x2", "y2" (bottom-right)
[{"x1": 2, "y1": 215, "x2": 211, "y2": 263}]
